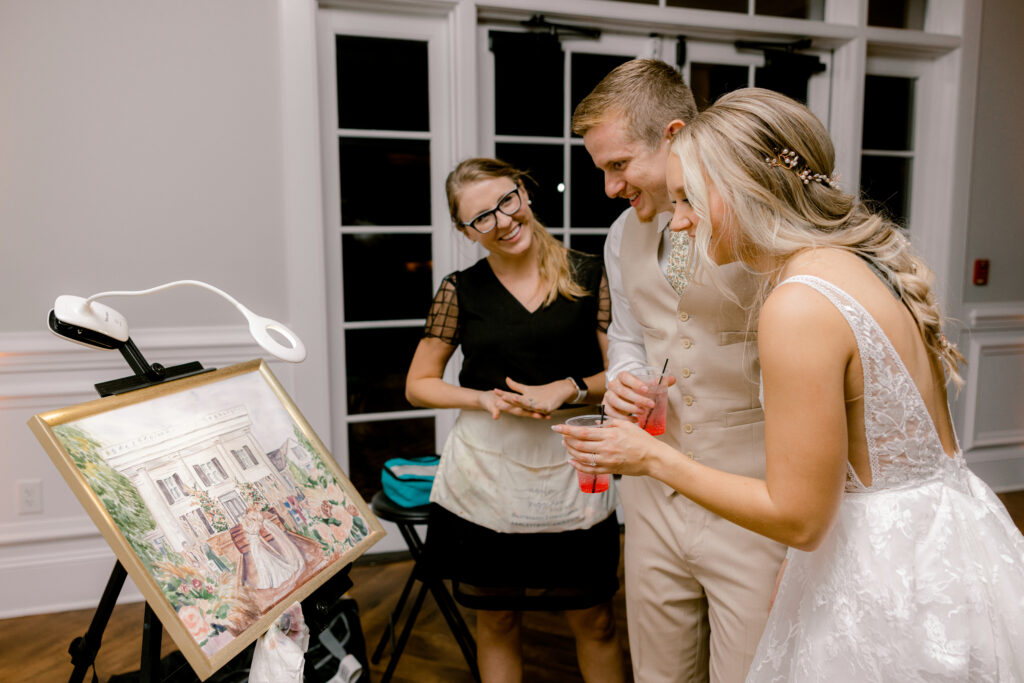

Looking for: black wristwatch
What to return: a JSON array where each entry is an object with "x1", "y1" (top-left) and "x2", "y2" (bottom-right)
[{"x1": 567, "y1": 376, "x2": 588, "y2": 404}]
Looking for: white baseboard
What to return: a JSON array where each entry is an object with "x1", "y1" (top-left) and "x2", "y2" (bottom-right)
[{"x1": 0, "y1": 541, "x2": 144, "y2": 619}]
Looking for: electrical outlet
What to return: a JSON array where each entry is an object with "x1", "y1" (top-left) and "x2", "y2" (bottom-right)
[{"x1": 17, "y1": 479, "x2": 43, "y2": 515}]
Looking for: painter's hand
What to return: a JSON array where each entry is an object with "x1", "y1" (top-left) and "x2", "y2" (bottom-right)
[{"x1": 491, "y1": 377, "x2": 575, "y2": 419}]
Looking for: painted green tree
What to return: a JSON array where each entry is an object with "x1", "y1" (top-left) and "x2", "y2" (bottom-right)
[{"x1": 54, "y1": 424, "x2": 161, "y2": 567}]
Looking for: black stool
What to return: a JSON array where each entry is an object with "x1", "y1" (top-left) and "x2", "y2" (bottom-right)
[{"x1": 369, "y1": 491, "x2": 480, "y2": 683}]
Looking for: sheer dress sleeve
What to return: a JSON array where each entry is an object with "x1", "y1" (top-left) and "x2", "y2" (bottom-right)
[
  {"x1": 423, "y1": 273, "x2": 461, "y2": 346},
  {"x1": 597, "y1": 267, "x2": 611, "y2": 334}
]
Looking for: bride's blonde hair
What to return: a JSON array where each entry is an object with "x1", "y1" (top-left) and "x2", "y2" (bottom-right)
[{"x1": 672, "y1": 88, "x2": 964, "y2": 387}]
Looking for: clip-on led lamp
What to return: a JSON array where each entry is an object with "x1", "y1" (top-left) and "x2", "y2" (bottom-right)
[{"x1": 47, "y1": 279, "x2": 306, "y2": 396}]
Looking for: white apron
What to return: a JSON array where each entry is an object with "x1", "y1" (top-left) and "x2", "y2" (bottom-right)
[{"x1": 431, "y1": 408, "x2": 617, "y2": 533}]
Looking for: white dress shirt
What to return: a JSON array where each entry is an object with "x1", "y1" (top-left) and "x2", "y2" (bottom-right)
[{"x1": 603, "y1": 208, "x2": 675, "y2": 383}]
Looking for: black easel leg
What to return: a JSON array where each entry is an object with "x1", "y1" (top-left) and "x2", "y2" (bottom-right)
[
  {"x1": 379, "y1": 582, "x2": 430, "y2": 683},
  {"x1": 68, "y1": 561, "x2": 128, "y2": 683},
  {"x1": 139, "y1": 603, "x2": 163, "y2": 683}
]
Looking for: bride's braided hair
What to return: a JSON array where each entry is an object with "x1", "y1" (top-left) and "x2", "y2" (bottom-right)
[{"x1": 672, "y1": 88, "x2": 965, "y2": 387}]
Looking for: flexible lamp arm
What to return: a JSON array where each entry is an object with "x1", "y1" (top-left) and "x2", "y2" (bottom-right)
[{"x1": 52, "y1": 279, "x2": 306, "y2": 363}]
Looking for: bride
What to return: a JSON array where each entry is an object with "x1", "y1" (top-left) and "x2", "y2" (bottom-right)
[
  {"x1": 241, "y1": 506, "x2": 304, "y2": 590},
  {"x1": 556, "y1": 88, "x2": 1024, "y2": 680}
]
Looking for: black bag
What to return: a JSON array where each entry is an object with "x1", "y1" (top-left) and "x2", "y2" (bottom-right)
[{"x1": 304, "y1": 596, "x2": 370, "y2": 683}]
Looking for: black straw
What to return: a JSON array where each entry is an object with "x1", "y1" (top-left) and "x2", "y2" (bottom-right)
[{"x1": 599, "y1": 404, "x2": 605, "y2": 425}]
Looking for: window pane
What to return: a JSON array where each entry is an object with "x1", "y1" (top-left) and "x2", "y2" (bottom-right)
[
  {"x1": 495, "y1": 143, "x2": 565, "y2": 228},
  {"x1": 345, "y1": 327, "x2": 424, "y2": 414},
  {"x1": 571, "y1": 53, "x2": 635, "y2": 137},
  {"x1": 569, "y1": 233, "x2": 609, "y2": 260},
  {"x1": 863, "y1": 76, "x2": 915, "y2": 151},
  {"x1": 860, "y1": 155, "x2": 912, "y2": 225},
  {"x1": 755, "y1": 0, "x2": 823, "y2": 20},
  {"x1": 347, "y1": 418, "x2": 435, "y2": 500},
  {"x1": 336, "y1": 36, "x2": 428, "y2": 132},
  {"x1": 668, "y1": 0, "x2": 747, "y2": 12},
  {"x1": 690, "y1": 63, "x2": 749, "y2": 110},
  {"x1": 339, "y1": 138, "x2": 430, "y2": 226},
  {"x1": 491, "y1": 32, "x2": 563, "y2": 136},
  {"x1": 868, "y1": 0, "x2": 926, "y2": 30},
  {"x1": 570, "y1": 145, "x2": 624, "y2": 228},
  {"x1": 342, "y1": 234, "x2": 433, "y2": 322},
  {"x1": 755, "y1": 62, "x2": 812, "y2": 104}
]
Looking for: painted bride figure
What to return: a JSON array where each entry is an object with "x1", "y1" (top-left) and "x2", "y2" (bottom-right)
[
  {"x1": 241, "y1": 506, "x2": 304, "y2": 590},
  {"x1": 556, "y1": 88, "x2": 1024, "y2": 680}
]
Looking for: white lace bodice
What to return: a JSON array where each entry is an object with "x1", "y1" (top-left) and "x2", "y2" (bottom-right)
[{"x1": 774, "y1": 275, "x2": 961, "y2": 493}]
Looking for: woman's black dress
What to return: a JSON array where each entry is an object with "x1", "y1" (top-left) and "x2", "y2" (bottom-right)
[{"x1": 423, "y1": 250, "x2": 619, "y2": 611}]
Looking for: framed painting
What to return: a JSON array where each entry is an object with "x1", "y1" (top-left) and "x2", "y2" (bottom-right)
[{"x1": 27, "y1": 359, "x2": 384, "y2": 680}]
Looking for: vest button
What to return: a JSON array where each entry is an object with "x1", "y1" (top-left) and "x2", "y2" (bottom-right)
[
  {"x1": 684, "y1": 395, "x2": 694, "y2": 406},
  {"x1": 681, "y1": 338, "x2": 692, "y2": 349},
  {"x1": 680, "y1": 368, "x2": 692, "y2": 378},
  {"x1": 683, "y1": 424, "x2": 694, "y2": 434},
  {"x1": 679, "y1": 311, "x2": 690, "y2": 321}
]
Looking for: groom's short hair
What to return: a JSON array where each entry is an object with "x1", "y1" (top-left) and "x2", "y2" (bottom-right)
[{"x1": 571, "y1": 58, "x2": 698, "y2": 149}]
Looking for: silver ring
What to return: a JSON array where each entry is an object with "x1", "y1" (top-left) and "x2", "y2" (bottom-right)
[
  {"x1": 589, "y1": 458, "x2": 597, "y2": 467},
  {"x1": 529, "y1": 398, "x2": 535, "y2": 409}
]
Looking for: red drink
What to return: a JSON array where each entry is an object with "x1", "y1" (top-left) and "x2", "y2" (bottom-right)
[
  {"x1": 564, "y1": 414, "x2": 613, "y2": 494},
  {"x1": 577, "y1": 471, "x2": 610, "y2": 493},
  {"x1": 638, "y1": 378, "x2": 669, "y2": 436}
]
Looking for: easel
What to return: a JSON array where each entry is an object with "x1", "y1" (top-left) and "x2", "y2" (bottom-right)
[
  {"x1": 64, "y1": 338, "x2": 361, "y2": 682},
  {"x1": 67, "y1": 337, "x2": 210, "y2": 683}
]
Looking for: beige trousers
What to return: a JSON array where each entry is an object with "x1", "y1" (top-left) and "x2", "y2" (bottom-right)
[{"x1": 620, "y1": 475, "x2": 786, "y2": 683}]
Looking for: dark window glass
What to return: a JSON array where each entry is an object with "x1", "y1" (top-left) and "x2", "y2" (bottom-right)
[
  {"x1": 690, "y1": 63, "x2": 749, "y2": 110},
  {"x1": 755, "y1": 0, "x2": 823, "y2": 19},
  {"x1": 860, "y1": 155, "x2": 912, "y2": 225},
  {"x1": 342, "y1": 234, "x2": 433, "y2": 322},
  {"x1": 491, "y1": 32, "x2": 563, "y2": 137},
  {"x1": 345, "y1": 327, "x2": 424, "y2": 414},
  {"x1": 495, "y1": 142, "x2": 565, "y2": 228},
  {"x1": 347, "y1": 418, "x2": 435, "y2": 499},
  {"x1": 339, "y1": 138, "x2": 430, "y2": 226},
  {"x1": 863, "y1": 76, "x2": 915, "y2": 151},
  {"x1": 570, "y1": 53, "x2": 634, "y2": 137},
  {"x1": 667, "y1": 0, "x2": 746, "y2": 12},
  {"x1": 570, "y1": 145, "x2": 625, "y2": 228},
  {"x1": 336, "y1": 36, "x2": 428, "y2": 132},
  {"x1": 569, "y1": 233, "x2": 609, "y2": 260},
  {"x1": 868, "y1": 0, "x2": 926, "y2": 30},
  {"x1": 755, "y1": 64, "x2": 810, "y2": 104}
]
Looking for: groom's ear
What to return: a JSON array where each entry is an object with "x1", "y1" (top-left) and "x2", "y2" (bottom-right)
[{"x1": 663, "y1": 119, "x2": 686, "y2": 141}]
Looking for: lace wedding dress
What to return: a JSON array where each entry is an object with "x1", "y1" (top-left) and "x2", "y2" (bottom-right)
[{"x1": 747, "y1": 275, "x2": 1024, "y2": 682}]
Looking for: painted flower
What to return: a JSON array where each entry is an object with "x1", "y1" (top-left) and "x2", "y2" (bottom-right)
[
  {"x1": 191, "y1": 578, "x2": 203, "y2": 590},
  {"x1": 179, "y1": 604, "x2": 210, "y2": 641}
]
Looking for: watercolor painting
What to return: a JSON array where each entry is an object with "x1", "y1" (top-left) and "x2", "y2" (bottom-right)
[{"x1": 28, "y1": 359, "x2": 384, "y2": 680}]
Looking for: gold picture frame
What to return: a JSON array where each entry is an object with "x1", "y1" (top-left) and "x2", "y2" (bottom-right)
[{"x1": 27, "y1": 359, "x2": 384, "y2": 680}]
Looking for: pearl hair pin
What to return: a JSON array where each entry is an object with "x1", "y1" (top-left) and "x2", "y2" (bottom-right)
[{"x1": 764, "y1": 148, "x2": 839, "y2": 189}]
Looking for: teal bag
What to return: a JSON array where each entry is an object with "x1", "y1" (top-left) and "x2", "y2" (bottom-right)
[{"x1": 381, "y1": 454, "x2": 440, "y2": 508}]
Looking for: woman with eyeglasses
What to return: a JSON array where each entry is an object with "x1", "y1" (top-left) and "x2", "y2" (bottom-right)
[{"x1": 406, "y1": 157, "x2": 625, "y2": 682}]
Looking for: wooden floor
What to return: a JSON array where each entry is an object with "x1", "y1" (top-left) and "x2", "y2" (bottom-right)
[{"x1": 3, "y1": 491, "x2": 1022, "y2": 683}]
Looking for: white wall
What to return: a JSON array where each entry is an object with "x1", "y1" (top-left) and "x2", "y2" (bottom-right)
[
  {"x1": 953, "y1": 0, "x2": 1024, "y2": 488},
  {"x1": 0, "y1": 0, "x2": 330, "y2": 617}
]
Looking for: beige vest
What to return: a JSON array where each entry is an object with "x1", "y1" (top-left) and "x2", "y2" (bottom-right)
[{"x1": 620, "y1": 212, "x2": 766, "y2": 482}]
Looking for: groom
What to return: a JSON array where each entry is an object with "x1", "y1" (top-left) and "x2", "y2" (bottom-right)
[{"x1": 572, "y1": 59, "x2": 786, "y2": 682}]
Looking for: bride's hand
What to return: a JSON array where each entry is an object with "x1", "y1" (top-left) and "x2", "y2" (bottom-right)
[{"x1": 552, "y1": 418, "x2": 658, "y2": 477}]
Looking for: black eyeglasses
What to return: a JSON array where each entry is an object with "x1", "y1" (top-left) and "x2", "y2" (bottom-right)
[{"x1": 461, "y1": 187, "x2": 522, "y2": 234}]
